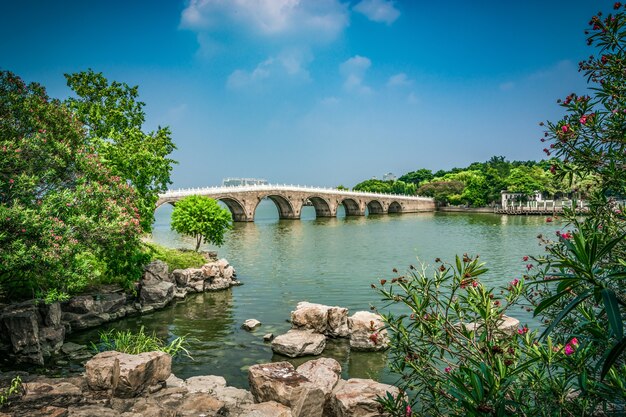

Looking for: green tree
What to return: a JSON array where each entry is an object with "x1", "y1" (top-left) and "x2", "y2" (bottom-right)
[
  {"x1": 65, "y1": 69, "x2": 176, "y2": 233},
  {"x1": 398, "y1": 169, "x2": 434, "y2": 186},
  {"x1": 417, "y1": 180, "x2": 464, "y2": 205},
  {"x1": 171, "y1": 195, "x2": 232, "y2": 252},
  {"x1": 0, "y1": 71, "x2": 146, "y2": 298}
]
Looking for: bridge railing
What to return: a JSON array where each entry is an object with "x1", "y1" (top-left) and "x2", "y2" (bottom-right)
[{"x1": 159, "y1": 183, "x2": 433, "y2": 201}]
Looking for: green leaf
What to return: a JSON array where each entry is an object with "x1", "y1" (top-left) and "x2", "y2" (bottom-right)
[
  {"x1": 601, "y1": 337, "x2": 626, "y2": 379},
  {"x1": 534, "y1": 287, "x2": 577, "y2": 317},
  {"x1": 540, "y1": 290, "x2": 592, "y2": 340},
  {"x1": 601, "y1": 288, "x2": 624, "y2": 340}
]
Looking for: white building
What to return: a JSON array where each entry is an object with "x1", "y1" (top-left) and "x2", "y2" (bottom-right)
[{"x1": 383, "y1": 172, "x2": 397, "y2": 181}]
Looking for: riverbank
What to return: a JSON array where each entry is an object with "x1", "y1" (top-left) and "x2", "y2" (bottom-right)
[
  {"x1": 0, "y1": 351, "x2": 398, "y2": 417},
  {"x1": 0, "y1": 258, "x2": 240, "y2": 368}
]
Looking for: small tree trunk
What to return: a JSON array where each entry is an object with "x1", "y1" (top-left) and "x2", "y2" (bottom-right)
[{"x1": 195, "y1": 235, "x2": 201, "y2": 252}]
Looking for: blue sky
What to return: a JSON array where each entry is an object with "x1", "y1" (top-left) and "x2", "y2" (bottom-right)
[{"x1": 1, "y1": 1, "x2": 607, "y2": 188}]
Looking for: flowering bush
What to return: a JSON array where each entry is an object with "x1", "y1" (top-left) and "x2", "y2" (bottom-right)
[
  {"x1": 376, "y1": 4, "x2": 626, "y2": 416},
  {"x1": 0, "y1": 71, "x2": 147, "y2": 298}
]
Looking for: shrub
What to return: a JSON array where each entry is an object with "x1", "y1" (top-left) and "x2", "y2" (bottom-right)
[
  {"x1": 91, "y1": 326, "x2": 191, "y2": 359},
  {"x1": 143, "y1": 241, "x2": 207, "y2": 272},
  {"x1": 170, "y1": 195, "x2": 232, "y2": 252},
  {"x1": 0, "y1": 376, "x2": 23, "y2": 408}
]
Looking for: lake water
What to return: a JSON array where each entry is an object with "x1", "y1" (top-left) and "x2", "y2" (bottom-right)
[{"x1": 68, "y1": 200, "x2": 558, "y2": 388}]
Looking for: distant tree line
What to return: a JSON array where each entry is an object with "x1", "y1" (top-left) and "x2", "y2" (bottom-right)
[{"x1": 351, "y1": 156, "x2": 596, "y2": 207}]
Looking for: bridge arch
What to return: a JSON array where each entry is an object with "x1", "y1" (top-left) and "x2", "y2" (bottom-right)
[
  {"x1": 341, "y1": 198, "x2": 363, "y2": 216},
  {"x1": 367, "y1": 200, "x2": 385, "y2": 215},
  {"x1": 259, "y1": 194, "x2": 299, "y2": 220},
  {"x1": 388, "y1": 201, "x2": 402, "y2": 213},
  {"x1": 308, "y1": 196, "x2": 333, "y2": 218},
  {"x1": 218, "y1": 197, "x2": 248, "y2": 222}
]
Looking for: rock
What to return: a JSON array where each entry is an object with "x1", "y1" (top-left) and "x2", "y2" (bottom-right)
[
  {"x1": 65, "y1": 296, "x2": 95, "y2": 314},
  {"x1": 85, "y1": 350, "x2": 172, "y2": 398},
  {"x1": 205, "y1": 276, "x2": 234, "y2": 291},
  {"x1": 461, "y1": 314, "x2": 520, "y2": 337},
  {"x1": 242, "y1": 319, "x2": 262, "y2": 331},
  {"x1": 142, "y1": 260, "x2": 171, "y2": 284},
  {"x1": 139, "y1": 281, "x2": 174, "y2": 310},
  {"x1": 296, "y1": 358, "x2": 341, "y2": 398},
  {"x1": 328, "y1": 378, "x2": 400, "y2": 417},
  {"x1": 21, "y1": 381, "x2": 84, "y2": 409},
  {"x1": 179, "y1": 392, "x2": 226, "y2": 417},
  {"x1": 171, "y1": 268, "x2": 204, "y2": 289},
  {"x1": 29, "y1": 406, "x2": 69, "y2": 417},
  {"x1": 291, "y1": 302, "x2": 349, "y2": 338},
  {"x1": 248, "y1": 362, "x2": 325, "y2": 417},
  {"x1": 263, "y1": 333, "x2": 274, "y2": 342},
  {"x1": 39, "y1": 302, "x2": 62, "y2": 327},
  {"x1": 271, "y1": 330, "x2": 326, "y2": 358},
  {"x1": 61, "y1": 311, "x2": 108, "y2": 331},
  {"x1": 238, "y1": 401, "x2": 293, "y2": 417},
  {"x1": 348, "y1": 311, "x2": 389, "y2": 351},
  {"x1": 38, "y1": 325, "x2": 65, "y2": 356},
  {"x1": 67, "y1": 406, "x2": 122, "y2": 417},
  {"x1": 201, "y1": 264, "x2": 220, "y2": 278},
  {"x1": 0, "y1": 302, "x2": 43, "y2": 365},
  {"x1": 184, "y1": 375, "x2": 226, "y2": 393},
  {"x1": 61, "y1": 342, "x2": 86, "y2": 355},
  {"x1": 173, "y1": 287, "x2": 188, "y2": 300},
  {"x1": 94, "y1": 293, "x2": 127, "y2": 315},
  {"x1": 223, "y1": 265, "x2": 235, "y2": 280},
  {"x1": 212, "y1": 385, "x2": 254, "y2": 413},
  {"x1": 165, "y1": 374, "x2": 184, "y2": 388}
]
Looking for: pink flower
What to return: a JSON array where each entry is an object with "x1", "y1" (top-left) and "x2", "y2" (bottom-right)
[
  {"x1": 580, "y1": 115, "x2": 588, "y2": 124},
  {"x1": 522, "y1": 256, "x2": 529, "y2": 262},
  {"x1": 9, "y1": 179, "x2": 14, "y2": 184},
  {"x1": 510, "y1": 278, "x2": 520, "y2": 286},
  {"x1": 561, "y1": 232, "x2": 572, "y2": 240},
  {"x1": 526, "y1": 264, "x2": 533, "y2": 270},
  {"x1": 570, "y1": 337, "x2": 578, "y2": 346},
  {"x1": 405, "y1": 405, "x2": 412, "y2": 416},
  {"x1": 517, "y1": 326, "x2": 528, "y2": 335},
  {"x1": 564, "y1": 344, "x2": 575, "y2": 356},
  {"x1": 444, "y1": 367, "x2": 451, "y2": 373},
  {"x1": 472, "y1": 281, "x2": 479, "y2": 288},
  {"x1": 546, "y1": 217, "x2": 553, "y2": 223},
  {"x1": 561, "y1": 124, "x2": 570, "y2": 133}
]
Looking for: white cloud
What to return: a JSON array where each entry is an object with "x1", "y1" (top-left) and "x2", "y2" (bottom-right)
[
  {"x1": 181, "y1": 0, "x2": 349, "y2": 43},
  {"x1": 340, "y1": 55, "x2": 372, "y2": 94},
  {"x1": 387, "y1": 72, "x2": 413, "y2": 87},
  {"x1": 353, "y1": 0, "x2": 400, "y2": 25},
  {"x1": 227, "y1": 49, "x2": 313, "y2": 89}
]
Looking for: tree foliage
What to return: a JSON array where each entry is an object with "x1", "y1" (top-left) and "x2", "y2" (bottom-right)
[
  {"x1": 171, "y1": 195, "x2": 232, "y2": 252},
  {"x1": 0, "y1": 71, "x2": 146, "y2": 298},
  {"x1": 65, "y1": 69, "x2": 176, "y2": 232},
  {"x1": 399, "y1": 169, "x2": 434, "y2": 186},
  {"x1": 353, "y1": 179, "x2": 417, "y2": 195}
]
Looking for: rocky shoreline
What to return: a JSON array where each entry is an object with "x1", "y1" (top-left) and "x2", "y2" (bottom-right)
[
  {"x1": 0, "y1": 350, "x2": 399, "y2": 417},
  {"x1": 0, "y1": 258, "x2": 241, "y2": 367}
]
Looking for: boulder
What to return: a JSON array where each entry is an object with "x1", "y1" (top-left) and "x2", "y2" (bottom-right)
[
  {"x1": 238, "y1": 401, "x2": 293, "y2": 417},
  {"x1": 461, "y1": 314, "x2": 520, "y2": 337},
  {"x1": 93, "y1": 293, "x2": 127, "y2": 315},
  {"x1": 142, "y1": 260, "x2": 171, "y2": 284},
  {"x1": 171, "y1": 268, "x2": 204, "y2": 289},
  {"x1": 328, "y1": 378, "x2": 400, "y2": 417},
  {"x1": 85, "y1": 351, "x2": 172, "y2": 398},
  {"x1": 39, "y1": 302, "x2": 62, "y2": 327},
  {"x1": 222, "y1": 265, "x2": 236, "y2": 280},
  {"x1": 242, "y1": 319, "x2": 262, "y2": 331},
  {"x1": 271, "y1": 330, "x2": 326, "y2": 358},
  {"x1": 263, "y1": 333, "x2": 274, "y2": 342},
  {"x1": 21, "y1": 380, "x2": 84, "y2": 409},
  {"x1": 291, "y1": 302, "x2": 349, "y2": 337},
  {"x1": 0, "y1": 303, "x2": 43, "y2": 365},
  {"x1": 178, "y1": 392, "x2": 226, "y2": 417},
  {"x1": 184, "y1": 375, "x2": 226, "y2": 393},
  {"x1": 38, "y1": 325, "x2": 65, "y2": 356},
  {"x1": 296, "y1": 358, "x2": 341, "y2": 398},
  {"x1": 67, "y1": 406, "x2": 122, "y2": 417},
  {"x1": 348, "y1": 311, "x2": 389, "y2": 351},
  {"x1": 248, "y1": 362, "x2": 325, "y2": 417},
  {"x1": 201, "y1": 264, "x2": 220, "y2": 278},
  {"x1": 65, "y1": 296, "x2": 95, "y2": 314},
  {"x1": 139, "y1": 281, "x2": 174, "y2": 310}
]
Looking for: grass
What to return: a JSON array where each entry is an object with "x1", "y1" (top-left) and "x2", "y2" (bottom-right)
[
  {"x1": 143, "y1": 241, "x2": 207, "y2": 272},
  {"x1": 91, "y1": 326, "x2": 192, "y2": 359}
]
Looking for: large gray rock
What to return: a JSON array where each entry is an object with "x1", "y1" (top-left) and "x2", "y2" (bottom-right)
[
  {"x1": 139, "y1": 281, "x2": 175, "y2": 310},
  {"x1": 0, "y1": 302, "x2": 43, "y2": 364},
  {"x1": 85, "y1": 350, "x2": 172, "y2": 398},
  {"x1": 328, "y1": 378, "x2": 400, "y2": 417},
  {"x1": 142, "y1": 260, "x2": 171, "y2": 284},
  {"x1": 242, "y1": 319, "x2": 262, "y2": 331},
  {"x1": 348, "y1": 311, "x2": 389, "y2": 351},
  {"x1": 291, "y1": 302, "x2": 349, "y2": 338},
  {"x1": 248, "y1": 362, "x2": 325, "y2": 417},
  {"x1": 271, "y1": 330, "x2": 326, "y2": 358},
  {"x1": 178, "y1": 392, "x2": 226, "y2": 417},
  {"x1": 171, "y1": 268, "x2": 204, "y2": 290},
  {"x1": 21, "y1": 380, "x2": 84, "y2": 409}
]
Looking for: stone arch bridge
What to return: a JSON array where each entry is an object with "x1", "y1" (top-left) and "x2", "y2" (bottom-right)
[{"x1": 156, "y1": 184, "x2": 436, "y2": 222}]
